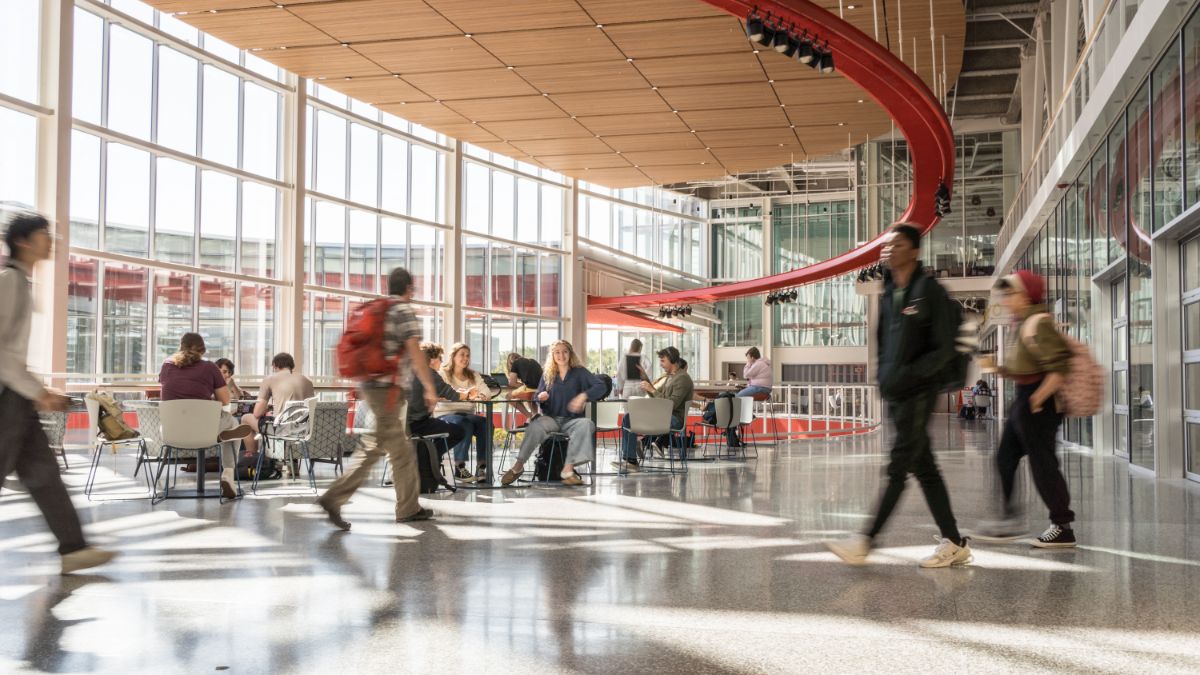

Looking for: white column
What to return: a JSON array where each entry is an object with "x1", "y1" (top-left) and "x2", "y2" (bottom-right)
[
  {"x1": 444, "y1": 141, "x2": 462, "y2": 343},
  {"x1": 279, "y1": 75, "x2": 306, "y2": 369},
  {"x1": 567, "y1": 179, "x2": 586, "y2": 352},
  {"x1": 761, "y1": 197, "x2": 774, "y2": 377},
  {"x1": 30, "y1": 0, "x2": 73, "y2": 387}
]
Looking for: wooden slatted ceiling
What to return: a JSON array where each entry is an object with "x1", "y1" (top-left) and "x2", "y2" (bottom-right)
[{"x1": 150, "y1": 0, "x2": 965, "y2": 188}]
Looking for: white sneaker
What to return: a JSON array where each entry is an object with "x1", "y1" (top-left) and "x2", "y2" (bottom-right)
[
  {"x1": 611, "y1": 461, "x2": 641, "y2": 473},
  {"x1": 61, "y1": 546, "x2": 117, "y2": 575},
  {"x1": 826, "y1": 534, "x2": 871, "y2": 566},
  {"x1": 919, "y1": 536, "x2": 973, "y2": 568}
]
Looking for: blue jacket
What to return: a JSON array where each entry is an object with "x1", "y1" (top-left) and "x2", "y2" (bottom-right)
[{"x1": 536, "y1": 367, "x2": 607, "y2": 418}]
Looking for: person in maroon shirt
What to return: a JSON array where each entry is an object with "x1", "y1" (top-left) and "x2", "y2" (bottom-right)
[{"x1": 158, "y1": 333, "x2": 254, "y2": 498}]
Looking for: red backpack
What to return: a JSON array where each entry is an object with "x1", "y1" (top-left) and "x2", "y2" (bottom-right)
[{"x1": 336, "y1": 298, "x2": 399, "y2": 380}]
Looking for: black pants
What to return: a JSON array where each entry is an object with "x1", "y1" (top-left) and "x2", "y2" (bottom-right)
[
  {"x1": 867, "y1": 390, "x2": 961, "y2": 542},
  {"x1": 997, "y1": 382, "x2": 1073, "y2": 525},
  {"x1": 0, "y1": 389, "x2": 87, "y2": 555},
  {"x1": 409, "y1": 415, "x2": 466, "y2": 456}
]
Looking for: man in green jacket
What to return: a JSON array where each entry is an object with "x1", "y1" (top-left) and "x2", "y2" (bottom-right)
[
  {"x1": 614, "y1": 346, "x2": 694, "y2": 472},
  {"x1": 827, "y1": 224, "x2": 971, "y2": 568}
]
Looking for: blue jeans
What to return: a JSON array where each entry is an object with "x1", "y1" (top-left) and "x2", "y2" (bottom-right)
[
  {"x1": 440, "y1": 413, "x2": 490, "y2": 465},
  {"x1": 621, "y1": 414, "x2": 683, "y2": 462},
  {"x1": 737, "y1": 385, "x2": 771, "y2": 398}
]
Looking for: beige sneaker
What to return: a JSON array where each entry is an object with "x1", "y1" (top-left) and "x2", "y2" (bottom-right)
[
  {"x1": 218, "y1": 424, "x2": 255, "y2": 441},
  {"x1": 560, "y1": 473, "x2": 584, "y2": 486},
  {"x1": 825, "y1": 534, "x2": 871, "y2": 566},
  {"x1": 61, "y1": 547, "x2": 117, "y2": 575},
  {"x1": 501, "y1": 466, "x2": 522, "y2": 486},
  {"x1": 919, "y1": 536, "x2": 973, "y2": 568}
]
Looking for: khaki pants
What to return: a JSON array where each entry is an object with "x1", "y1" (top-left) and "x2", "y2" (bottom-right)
[{"x1": 321, "y1": 386, "x2": 420, "y2": 519}]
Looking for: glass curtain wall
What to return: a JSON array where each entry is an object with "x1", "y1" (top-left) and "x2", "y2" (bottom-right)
[
  {"x1": 579, "y1": 182, "x2": 705, "y2": 278},
  {"x1": 461, "y1": 146, "x2": 567, "y2": 373},
  {"x1": 66, "y1": 2, "x2": 286, "y2": 378},
  {"x1": 712, "y1": 204, "x2": 764, "y2": 347},
  {"x1": 862, "y1": 132, "x2": 1014, "y2": 277},
  {"x1": 302, "y1": 82, "x2": 450, "y2": 377},
  {"x1": 772, "y1": 199, "x2": 865, "y2": 346}
]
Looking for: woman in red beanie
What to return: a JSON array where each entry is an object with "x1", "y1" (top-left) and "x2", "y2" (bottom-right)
[{"x1": 977, "y1": 270, "x2": 1077, "y2": 547}]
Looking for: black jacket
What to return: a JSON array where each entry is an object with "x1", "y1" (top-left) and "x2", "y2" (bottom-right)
[
  {"x1": 876, "y1": 266, "x2": 957, "y2": 401},
  {"x1": 408, "y1": 372, "x2": 460, "y2": 422}
]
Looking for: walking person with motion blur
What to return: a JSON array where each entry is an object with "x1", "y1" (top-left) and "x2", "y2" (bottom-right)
[
  {"x1": 317, "y1": 267, "x2": 439, "y2": 530},
  {"x1": 614, "y1": 339, "x2": 650, "y2": 400},
  {"x1": 0, "y1": 212, "x2": 116, "y2": 574},
  {"x1": 826, "y1": 224, "x2": 972, "y2": 568},
  {"x1": 974, "y1": 271, "x2": 1077, "y2": 547}
]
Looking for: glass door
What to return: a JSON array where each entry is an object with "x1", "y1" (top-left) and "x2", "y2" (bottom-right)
[
  {"x1": 1183, "y1": 236, "x2": 1200, "y2": 481},
  {"x1": 1112, "y1": 277, "x2": 1130, "y2": 459}
]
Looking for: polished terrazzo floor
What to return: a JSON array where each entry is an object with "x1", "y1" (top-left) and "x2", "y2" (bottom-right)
[{"x1": 2, "y1": 417, "x2": 1200, "y2": 674}]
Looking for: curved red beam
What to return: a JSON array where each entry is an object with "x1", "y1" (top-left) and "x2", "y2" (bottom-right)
[{"x1": 589, "y1": 0, "x2": 955, "y2": 309}]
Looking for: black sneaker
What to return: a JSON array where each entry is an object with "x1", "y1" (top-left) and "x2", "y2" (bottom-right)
[
  {"x1": 1032, "y1": 524, "x2": 1076, "y2": 548},
  {"x1": 455, "y1": 466, "x2": 478, "y2": 483}
]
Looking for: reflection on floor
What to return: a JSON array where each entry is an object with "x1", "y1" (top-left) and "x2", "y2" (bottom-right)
[{"x1": 3, "y1": 417, "x2": 1200, "y2": 673}]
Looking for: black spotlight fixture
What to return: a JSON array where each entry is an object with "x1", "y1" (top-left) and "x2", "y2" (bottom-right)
[
  {"x1": 771, "y1": 26, "x2": 791, "y2": 52},
  {"x1": 819, "y1": 49, "x2": 834, "y2": 73},
  {"x1": 796, "y1": 37, "x2": 815, "y2": 64},
  {"x1": 986, "y1": 206, "x2": 996, "y2": 217},
  {"x1": 745, "y1": 14, "x2": 769, "y2": 45},
  {"x1": 789, "y1": 289, "x2": 798, "y2": 302},
  {"x1": 804, "y1": 46, "x2": 822, "y2": 69},
  {"x1": 970, "y1": 194, "x2": 982, "y2": 206},
  {"x1": 683, "y1": 306, "x2": 693, "y2": 316}
]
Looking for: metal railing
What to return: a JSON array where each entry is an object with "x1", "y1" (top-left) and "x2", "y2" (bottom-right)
[
  {"x1": 995, "y1": 0, "x2": 1128, "y2": 267},
  {"x1": 691, "y1": 382, "x2": 882, "y2": 439}
]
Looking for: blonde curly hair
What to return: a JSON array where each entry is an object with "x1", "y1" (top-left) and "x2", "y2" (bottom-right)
[{"x1": 542, "y1": 340, "x2": 583, "y2": 389}]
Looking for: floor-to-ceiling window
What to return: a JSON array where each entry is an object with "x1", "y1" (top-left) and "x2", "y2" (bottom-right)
[
  {"x1": 302, "y1": 83, "x2": 449, "y2": 377},
  {"x1": 580, "y1": 183, "x2": 705, "y2": 278},
  {"x1": 66, "y1": 1, "x2": 286, "y2": 379},
  {"x1": 461, "y1": 146, "x2": 567, "y2": 373}
]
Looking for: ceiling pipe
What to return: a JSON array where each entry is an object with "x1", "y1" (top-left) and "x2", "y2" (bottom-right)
[{"x1": 588, "y1": 0, "x2": 956, "y2": 309}]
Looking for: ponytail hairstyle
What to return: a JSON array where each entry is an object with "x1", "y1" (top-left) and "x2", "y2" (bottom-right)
[{"x1": 171, "y1": 332, "x2": 207, "y2": 368}]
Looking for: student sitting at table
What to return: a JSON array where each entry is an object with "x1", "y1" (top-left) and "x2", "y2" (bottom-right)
[
  {"x1": 435, "y1": 342, "x2": 496, "y2": 484},
  {"x1": 505, "y1": 351, "x2": 544, "y2": 428},
  {"x1": 159, "y1": 332, "x2": 255, "y2": 499},
  {"x1": 613, "y1": 346, "x2": 694, "y2": 472},
  {"x1": 502, "y1": 340, "x2": 607, "y2": 486},
  {"x1": 240, "y1": 352, "x2": 315, "y2": 455},
  {"x1": 408, "y1": 343, "x2": 466, "y2": 459},
  {"x1": 738, "y1": 347, "x2": 773, "y2": 398},
  {"x1": 215, "y1": 358, "x2": 245, "y2": 400}
]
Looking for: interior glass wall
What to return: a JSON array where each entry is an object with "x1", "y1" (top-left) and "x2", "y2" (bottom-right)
[{"x1": 772, "y1": 199, "x2": 865, "y2": 346}]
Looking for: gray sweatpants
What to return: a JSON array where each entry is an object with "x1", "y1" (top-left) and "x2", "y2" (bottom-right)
[{"x1": 517, "y1": 415, "x2": 596, "y2": 467}]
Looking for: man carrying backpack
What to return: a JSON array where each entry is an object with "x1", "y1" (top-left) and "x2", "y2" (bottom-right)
[
  {"x1": 1, "y1": 212, "x2": 116, "y2": 574},
  {"x1": 827, "y1": 224, "x2": 971, "y2": 568},
  {"x1": 318, "y1": 267, "x2": 439, "y2": 530},
  {"x1": 975, "y1": 270, "x2": 1076, "y2": 547}
]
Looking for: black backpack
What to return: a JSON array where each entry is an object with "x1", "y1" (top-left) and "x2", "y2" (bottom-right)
[
  {"x1": 415, "y1": 437, "x2": 455, "y2": 494},
  {"x1": 916, "y1": 276, "x2": 973, "y2": 394},
  {"x1": 236, "y1": 452, "x2": 280, "y2": 481},
  {"x1": 533, "y1": 437, "x2": 565, "y2": 482}
]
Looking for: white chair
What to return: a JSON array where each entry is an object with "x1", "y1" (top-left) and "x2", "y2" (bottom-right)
[
  {"x1": 735, "y1": 396, "x2": 759, "y2": 459},
  {"x1": 152, "y1": 400, "x2": 233, "y2": 503},
  {"x1": 84, "y1": 394, "x2": 146, "y2": 499},
  {"x1": 260, "y1": 399, "x2": 352, "y2": 494},
  {"x1": 590, "y1": 400, "x2": 624, "y2": 471},
  {"x1": 623, "y1": 397, "x2": 686, "y2": 475}
]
